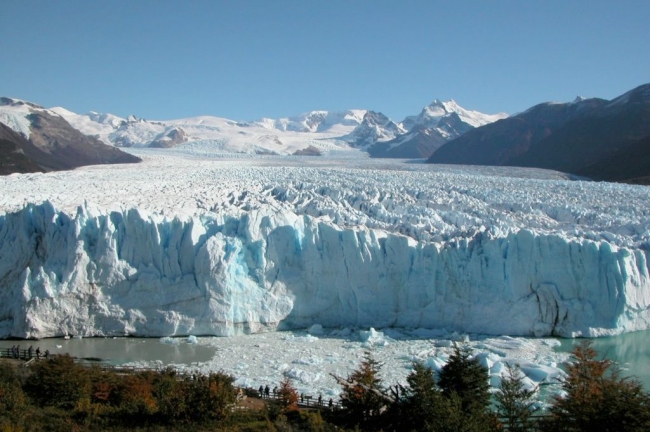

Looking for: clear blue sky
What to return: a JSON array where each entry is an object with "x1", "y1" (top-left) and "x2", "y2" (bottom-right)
[{"x1": 1, "y1": 0, "x2": 648, "y2": 121}]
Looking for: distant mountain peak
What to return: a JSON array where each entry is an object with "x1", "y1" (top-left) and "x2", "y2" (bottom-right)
[{"x1": 0, "y1": 97, "x2": 44, "y2": 110}]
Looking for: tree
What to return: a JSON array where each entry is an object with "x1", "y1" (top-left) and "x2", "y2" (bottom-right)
[
  {"x1": 388, "y1": 361, "x2": 443, "y2": 430},
  {"x1": 438, "y1": 344, "x2": 491, "y2": 414},
  {"x1": 183, "y1": 371, "x2": 236, "y2": 421},
  {"x1": 116, "y1": 372, "x2": 158, "y2": 417},
  {"x1": 277, "y1": 375, "x2": 299, "y2": 412},
  {"x1": 153, "y1": 368, "x2": 187, "y2": 422},
  {"x1": 339, "y1": 351, "x2": 386, "y2": 425},
  {"x1": 0, "y1": 363, "x2": 27, "y2": 430},
  {"x1": 24, "y1": 354, "x2": 91, "y2": 409},
  {"x1": 546, "y1": 341, "x2": 650, "y2": 432},
  {"x1": 494, "y1": 363, "x2": 539, "y2": 432}
]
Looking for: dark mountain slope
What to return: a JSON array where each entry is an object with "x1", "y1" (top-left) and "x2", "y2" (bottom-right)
[
  {"x1": 510, "y1": 85, "x2": 650, "y2": 173},
  {"x1": 576, "y1": 134, "x2": 650, "y2": 184},
  {"x1": 426, "y1": 83, "x2": 650, "y2": 184},
  {"x1": 0, "y1": 98, "x2": 140, "y2": 175},
  {"x1": 428, "y1": 98, "x2": 607, "y2": 166},
  {"x1": 25, "y1": 110, "x2": 141, "y2": 171},
  {"x1": 0, "y1": 123, "x2": 44, "y2": 175}
]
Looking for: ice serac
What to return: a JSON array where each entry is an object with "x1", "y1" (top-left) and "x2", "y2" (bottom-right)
[{"x1": 0, "y1": 201, "x2": 649, "y2": 339}]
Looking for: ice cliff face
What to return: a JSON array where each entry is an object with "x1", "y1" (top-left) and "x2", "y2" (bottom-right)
[{"x1": 1, "y1": 154, "x2": 649, "y2": 339}]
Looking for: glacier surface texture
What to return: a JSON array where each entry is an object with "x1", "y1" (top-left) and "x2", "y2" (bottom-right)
[{"x1": 1, "y1": 153, "x2": 649, "y2": 338}]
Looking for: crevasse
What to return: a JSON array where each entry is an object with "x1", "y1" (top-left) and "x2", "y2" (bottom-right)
[{"x1": 1, "y1": 201, "x2": 649, "y2": 339}]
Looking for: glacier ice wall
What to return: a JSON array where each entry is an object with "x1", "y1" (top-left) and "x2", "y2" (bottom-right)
[{"x1": 1, "y1": 200, "x2": 649, "y2": 339}]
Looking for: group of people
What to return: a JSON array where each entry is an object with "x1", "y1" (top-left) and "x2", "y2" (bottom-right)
[
  {"x1": 8, "y1": 345, "x2": 49, "y2": 360},
  {"x1": 255, "y1": 384, "x2": 334, "y2": 409},
  {"x1": 258, "y1": 384, "x2": 276, "y2": 398}
]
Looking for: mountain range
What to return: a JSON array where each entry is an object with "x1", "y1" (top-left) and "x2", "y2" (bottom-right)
[
  {"x1": 427, "y1": 83, "x2": 650, "y2": 184},
  {"x1": 2, "y1": 83, "x2": 649, "y2": 184},
  {"x1": 49, "y1": 100, "x2": 506, "y2": 159}
]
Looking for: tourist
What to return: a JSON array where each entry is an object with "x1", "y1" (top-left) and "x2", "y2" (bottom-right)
[
  {"x1": 264, "y1": 385, "x2": 270, "y2": 398},
  {"x1": 258, "y1": 385, "x2": 264, "y2": 397}
]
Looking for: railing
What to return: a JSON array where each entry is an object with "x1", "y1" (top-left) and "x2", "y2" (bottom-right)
[
  {"x1": 253, "y1": 390, "x2": 343, "y2": 410},
  {"x1": 0, "y1": 347, "x2": 52, "y2": 362}
]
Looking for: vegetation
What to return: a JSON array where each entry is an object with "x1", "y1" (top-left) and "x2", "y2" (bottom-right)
[
  {"x1": 338, "y1": 351, "x2": 386, "y2": 428},
  {"x1": 1, "y1": 341, "x2": 649, "y2": 431},
  {"x1": 544, "y1": 341, "x2": 650, "y2": 432},
  {"x1": 494, "y1": 363, "x2": 539, "y2": 432}
]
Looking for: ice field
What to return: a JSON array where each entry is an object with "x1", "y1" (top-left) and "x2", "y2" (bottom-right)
[
  {"x1": 1, "y1": 147, "x2": 650, "y2": 400},
  {"x1": 1, "y1": 149, "x2": 650, "y2": 340}
]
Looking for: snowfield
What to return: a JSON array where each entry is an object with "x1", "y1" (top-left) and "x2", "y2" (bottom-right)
[{"x1": 1, "y1": 149, "x2": 649, "y2": 341}]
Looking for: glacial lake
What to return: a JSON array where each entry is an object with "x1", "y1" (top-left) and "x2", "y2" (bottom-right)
[
  {"x1": 2, "y1": 329, "x2": 649, "y2": 398},
  {"x1": 557, "y1": 330, "x2": 650, "y2": 389}
]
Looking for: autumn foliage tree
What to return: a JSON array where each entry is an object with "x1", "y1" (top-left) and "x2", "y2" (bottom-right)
[
  {"x1": 546, "y1": 341, "x2": 650, "y2": 432},
  {"x1": 277, "y1": 375, "x2": 299, "y2": 412},
  {"x1": 339, "y1": 351, "x2": 386, "y2": 426}
]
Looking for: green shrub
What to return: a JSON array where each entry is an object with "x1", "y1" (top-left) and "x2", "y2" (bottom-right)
[{"x1": 24, "y1": 354, "x2": 91, "y2": 410}]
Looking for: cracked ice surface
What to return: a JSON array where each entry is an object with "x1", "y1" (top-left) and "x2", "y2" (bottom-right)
[{"x1": 1, "y1": 150, "x2": 649, "y2": 339}]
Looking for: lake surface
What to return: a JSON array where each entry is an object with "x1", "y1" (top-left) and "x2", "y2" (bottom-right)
[
  {"x1": 0, "y1": 337, "x2": 216, "y2": 365},
  {"x1": 558, "y1": 330, "x2": 650, "y2": 389},
  {"x1": 2, "y1": 329, "x2": 649, "y2": 398}
]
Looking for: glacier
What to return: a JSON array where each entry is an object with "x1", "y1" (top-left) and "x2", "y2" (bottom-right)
[{"x1": 1, "y1": 151, "x2": 649, "y2": 339}]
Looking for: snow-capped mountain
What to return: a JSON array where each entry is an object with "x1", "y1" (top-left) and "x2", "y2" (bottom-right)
[
  {"x1": 350, "y1": 100, "x2": 508, "y2": 158},
  {"x1": 51, "y1": 107, "x2": 370, "y2": 157},
  {"x1": 401, "y1": 99, "x2": 508, "y2": 132},
  {"x1": 255, "y1": 110, "x2": 367, "y2": 134},
  {"x1": 340, "y1": 111, "x2": 407, "y2": 149},
  {"x1": 0, "y1": 98, "x2": 140, "y2": 174},
  {"x1": 50, "y1": 100, "x2": 507, "y2": 159}
]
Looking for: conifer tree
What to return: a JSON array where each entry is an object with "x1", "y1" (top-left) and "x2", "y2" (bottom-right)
[
  {"x1": 438, "y1": 344, "x2": 491, "y2": 414},
  {"x1": 546, "y1": 341, "x2": 650, "y2": 432},
  {"x1": 494, "y1": 363, "x2": 539, "y2": 432},
  {"x1": 339, "y1": 351, "x2": 386, "y2": 425},
  {"x1": 393, "y1": 361, "x2": 444, "y2": 431}
]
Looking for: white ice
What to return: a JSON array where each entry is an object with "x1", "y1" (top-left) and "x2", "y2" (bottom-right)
[{"x1": 0, "y1": 150, "x2": 649, "y2": 341}]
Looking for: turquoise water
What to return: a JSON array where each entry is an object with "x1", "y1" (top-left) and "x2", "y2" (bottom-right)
[{"x1": 557, "y1": 330, "x2": 650, "y2": 390}]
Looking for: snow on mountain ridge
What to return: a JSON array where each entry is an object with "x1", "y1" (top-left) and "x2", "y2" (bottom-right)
[
  {"x1": 49, "y1": 107, "x2": 366, "y2": 154},
  {"x1": 0, "y1": 97, "x2": 52, "y2": 138},
  {"x1": 43, "y1": 98, "x2": 506, "y2": 157},
  {"x1": 401, "y1": 99, "x2": 508, "y2": 131}
]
